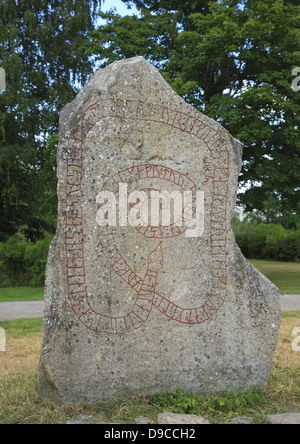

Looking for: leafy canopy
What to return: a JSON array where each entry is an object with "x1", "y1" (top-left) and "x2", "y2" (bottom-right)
[
  {"x1": 89, "y1": 0, "x2": 300, "y2": 217},
  {"x1": 0, "y1": 0, "x2": 101, "y2": 241}
]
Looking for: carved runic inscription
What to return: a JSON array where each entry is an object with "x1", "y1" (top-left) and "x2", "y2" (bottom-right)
[{"x1": 65, "y1": 100, "x2": 229, "y2": 335}]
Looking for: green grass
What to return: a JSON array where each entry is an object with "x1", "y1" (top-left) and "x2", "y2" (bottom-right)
[
  {"x1": 86, "y1": 388, "x2": 273, "y2": 425},
  {"x1": 265, "y1": 274, "x2": 300, "y2": 295},
  {"x1": 250, "y1": 260, "x2": 300, "y2": 294},
  {"x1": 0, "y1": 318, "x2": 43, "y2": 338},
  {"x1": 0, "y1": 287, "x2": 44, "y2": 303},
  {"x1": 282, "y1": 311, "x2": 300, "y2": 319}
]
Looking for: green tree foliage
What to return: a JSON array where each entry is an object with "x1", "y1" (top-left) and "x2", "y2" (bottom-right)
[
  {"x1": 88, "y1": 0, "x2": 300, "y2": 217},
  {"x1": 0, "y1": 0, "x2": 101, "y2": 241}
]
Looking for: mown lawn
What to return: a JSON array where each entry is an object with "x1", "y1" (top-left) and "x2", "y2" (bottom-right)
[
  {"x1": 0, "y1": 287, "x2": 44, "y2": 303},
  {"x1": 0, "y1": 314, "x2": 299, "y2": 424},
  {"x1": 250, "y1": 260, "x2": 300, "y2": 294}
]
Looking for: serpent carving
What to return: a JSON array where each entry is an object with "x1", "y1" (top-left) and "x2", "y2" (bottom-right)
[{"x1": 65, "y1": 100, "x2": 229, "y2": 335}]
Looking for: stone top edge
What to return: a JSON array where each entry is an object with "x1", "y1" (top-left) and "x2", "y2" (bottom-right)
[{"x1": 59, "y1": 56, "x2": 244, "y2": 161}]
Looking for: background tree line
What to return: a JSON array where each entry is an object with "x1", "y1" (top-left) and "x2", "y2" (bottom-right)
[
  {"x1": 0, "y1": 0, "x2": 102, "y2": 242},
  {"x1": 0, "y1": 0, "x2": 299, "y2": 286}
]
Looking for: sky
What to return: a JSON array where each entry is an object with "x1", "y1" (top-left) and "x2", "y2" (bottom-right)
[
  {"x1": 101, "y1": 0, "x2": 139, "y2": 16},
  {"x1": 96, "y1": 0, "x2": 139, "y2": 28}
]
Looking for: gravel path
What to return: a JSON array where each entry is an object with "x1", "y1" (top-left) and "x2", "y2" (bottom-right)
[
  {"x1": 280, "y1": 294, "x2": 300, "y2": 312},
  {"x1": 0, "y1": 301, "x2": 44, "y2": 322},
  {"x1": 0, "y1": 295, "x2": 299, "y2": 322}
]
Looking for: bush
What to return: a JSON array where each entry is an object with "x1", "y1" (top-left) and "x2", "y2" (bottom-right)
[
  {"x1": 297, "y1": 239, "x2": 300, "y2": 260},
  {"x1": 247, "y1": 232, "x2": 267, "y2": 259},
  {"x1": 263, "y1": 232, "x2": 298, "y2": 262},
  {"x1": 235, "y1": 232, "x2": 266, "y2": 259},
  {"x1": 24, "y1": 239, "x2": 51, "y2": 286},
  {"x1": 0, "y1": 235, "x2": 51, "y2": 287},
  {"x1": 0, "y1": 236, "x2": 28, "y2": 286},
  {"x1": 233, "y1": 216, "x2": 300, "y2": 262}
]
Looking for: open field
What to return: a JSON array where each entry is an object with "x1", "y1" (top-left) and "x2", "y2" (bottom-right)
[
  {"x1": 0, "y1": 314, "x2": 299, "y2": 424},
  {"x1": 250, "y1": 260, "x2": 300, "y2": 294}
]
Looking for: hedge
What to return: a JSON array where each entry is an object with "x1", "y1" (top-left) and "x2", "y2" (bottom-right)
[
  {"x1": 233, "y1": 218, "x2": 300, "y2": 262},
  {"x1": 0, "y1": 235, "x2": 51, "y2": 287}
]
